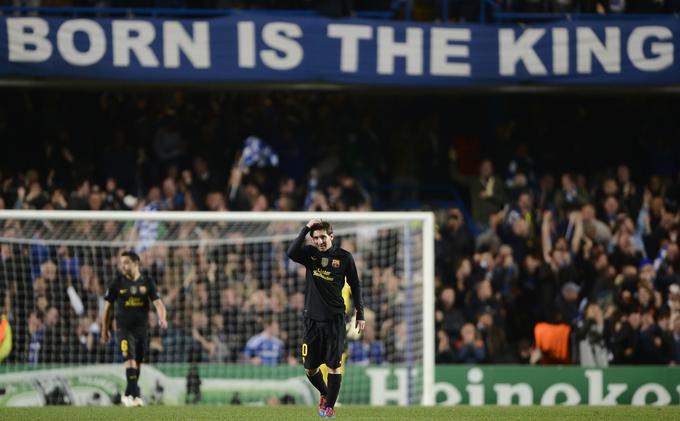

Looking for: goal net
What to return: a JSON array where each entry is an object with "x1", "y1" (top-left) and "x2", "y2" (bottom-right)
[{"x1": 0, "y1": 211, "x2": 434, "y2": 406}]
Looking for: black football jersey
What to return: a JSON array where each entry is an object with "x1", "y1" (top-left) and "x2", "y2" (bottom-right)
[
  {"x1": 104, "y1": 274, "x2": 160, "y2": 331},
  {"x1": 287, "y1": 226, "x2": 364, "y2": 322}
]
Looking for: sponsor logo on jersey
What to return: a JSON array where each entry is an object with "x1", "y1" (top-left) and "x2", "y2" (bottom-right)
[
  {"x1": 124, "y1": 297, "x2": 144, "y2": 307},
  {"x1": 119, "y1": 289, "x2": 127, "y2": 294},
  {"x1": 312, "y1": 268, "x2": 334, "y2": 282}
]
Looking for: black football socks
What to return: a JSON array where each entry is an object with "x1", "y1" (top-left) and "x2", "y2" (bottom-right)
[
  {"x1": 307, "y1": 369, "x2": 328, "y2": 397},
  {"x1": 327, "y1": 373, "x2": 342, "y2": 408},
  {"x1": 125, "y1": 367, "x2": 139, "y2": 398},
  {"x1": 134, "y1": 368, "x2": 141, "y2": 398}
]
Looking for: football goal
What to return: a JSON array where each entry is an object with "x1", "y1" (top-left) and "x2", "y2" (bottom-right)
[{"x1": 0, "y1": 210, "x2": 434, "y2": 406}]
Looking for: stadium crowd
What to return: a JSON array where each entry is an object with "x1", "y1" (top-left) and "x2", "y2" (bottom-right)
[{"x1": 0, "y1": 90, "x2": 680, "y2": 368}]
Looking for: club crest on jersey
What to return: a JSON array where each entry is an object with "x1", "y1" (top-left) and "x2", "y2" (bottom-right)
[
  {"x1": 321, "y1": 257, "x2": 329, "y2": 267},
  {"x1": 332, "y1": 259, "x2": 340, "y2": 268},
  {"x1": 140, "y1": 286, "x2": 147, "y2": 294},
  {"x1": 131, "y1": 286, "x2": 138, "y2": 295}
]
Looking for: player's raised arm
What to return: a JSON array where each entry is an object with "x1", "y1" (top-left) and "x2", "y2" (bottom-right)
[
  {"x1": 286, "y1": 218, "x2": 321, "y2": 264},
  {"x1": 345, "y1": 254, "x2": 365, "y2": 331}
]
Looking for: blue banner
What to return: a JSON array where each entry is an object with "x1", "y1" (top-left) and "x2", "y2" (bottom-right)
[{"x1": 0, "y1": 14, "x2": 678, "y2": 86}]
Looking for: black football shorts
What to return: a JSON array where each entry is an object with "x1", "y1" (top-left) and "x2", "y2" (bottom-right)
[
  {"x1": 301, "y1": 314, "x2": 346, "y2": 369},
  {"x1": 118, "y1": 328, "x2": 148, "y2": 364}
]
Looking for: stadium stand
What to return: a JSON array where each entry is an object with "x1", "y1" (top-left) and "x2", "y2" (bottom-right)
[{"x1": 1, "y1": 90, "x2": 680, "y2": 367}]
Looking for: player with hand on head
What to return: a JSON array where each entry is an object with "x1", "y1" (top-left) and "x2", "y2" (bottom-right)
[
  {"x1": 101, "y1": 251, "x2": 168, "y2": 407},
  {"x1": 287, "y1": 219, "x2": 365, "y2": 418}
]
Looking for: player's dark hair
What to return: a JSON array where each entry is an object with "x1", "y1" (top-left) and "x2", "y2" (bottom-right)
[
  {"x1": 121, "y1": 250, "x2": 141, "y2": 263},
  {"x1": 309, "y1": 221, "x2": 333, "y2": 237}
]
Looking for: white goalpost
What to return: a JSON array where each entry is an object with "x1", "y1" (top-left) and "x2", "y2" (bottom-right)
[{"x1": 0, "y1": 210, "x2": 434, "y2": 406}]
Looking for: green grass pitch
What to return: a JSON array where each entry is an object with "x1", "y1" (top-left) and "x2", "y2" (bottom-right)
[{"x1": 3, "y1": 406, "x2": 680, "y2": 421}]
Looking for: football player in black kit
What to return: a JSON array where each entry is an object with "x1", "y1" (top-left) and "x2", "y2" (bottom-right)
[
  {"x1": 101, "y1": 251, "x2": 167, "y2": 407},
  {"x1": 287, "y1": 219, "x2": 365, "y2": 419}
]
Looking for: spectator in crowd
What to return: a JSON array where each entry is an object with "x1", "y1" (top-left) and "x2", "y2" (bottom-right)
[
  {"x1": 672, "y1": 316, "x2": 680, "y2": 364},
  {"x1": 638, "y1": 310, "x2": 674, "y2": 364},
  {"x1": 39, "y1": 307, "x2": 66, "y2": 363},
  {"x1": 244, "y1": 318, "x2": 285, "y2": 365},
  {"x1": 348, "y1": 314, "x2": 385, "y2": 365},
  {"x1": 69, "y1": 316, "x2": 97, "y2": 363},
  {"x1": 189, "y1": 312, "x2": 212, "y2": 363},
  {"x1": 39, "y1": 261, "x2": 70, "y2": 319},
  {"x1": 436, "y1": 287, "x2": 465, "y2": 342},
  {"x1": 554, "y1": 174, "x2": 589, "y2": 222},
  {"x1": 576, "y1": 302, "x2": 608, "y2": 367},
  {"x1": 669, "y1": 284, "x2": 680, "y2": 321},
  {"x1": 476, "y1": 306, "x2": 510, "y2": 363},
  {"x1": 455, "y1": 323, "x2": 486, "y2": 363},
  {"x1": 207, "y1": 313, "x2": 232, "y2": 363},
  {"x1": 281, "y1": 291, "x2": 305, "y2": 361},
  {"x1": 436, "y1": 328, "x2": 456, "y2": 363},
  {"x1": 438, "y1": 208, "x2": 474, "y2": 281},
  {"x1": 450, "y1": 157, "x2": 507, "y2": 231},
  {"x1": 384, "y1": 320, "x2": 408, "y2": 363},
  {"x1": 465, "y1": 278, "x2": 501, "y2": 323},
  {"x1": 555, "y1": 282, "x2": 581, "y2": 325},
  {"x1": 610, "y1": 311, "x2": 641, "y2": 364}
]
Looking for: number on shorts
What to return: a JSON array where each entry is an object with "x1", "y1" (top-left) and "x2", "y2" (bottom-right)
[
  {"x1": 121, "y1": 339, "x2": 129, "y2": 356},
  {"x1": 301, "y1": 343, "x2": 308, "y2": 357}
]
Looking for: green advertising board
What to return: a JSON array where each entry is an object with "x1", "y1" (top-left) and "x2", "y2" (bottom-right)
[
  {"x1": 434, "y1": 366, "x2": 680, "y2": 406},
  {"x1": 0, "y1": 364, "x2": 678, "y2": 406}
]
